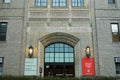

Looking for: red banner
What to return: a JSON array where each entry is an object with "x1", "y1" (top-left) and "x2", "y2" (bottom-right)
[{"x1": 82, "y1": 58, "x2": 95, "y2": 76}]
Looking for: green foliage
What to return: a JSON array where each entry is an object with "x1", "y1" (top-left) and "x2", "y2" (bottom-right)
[
  {"x1": 0, "y1": 76, "x2": 117, "y2": 80},
  {"x1": 80, "y1": 76, "x2": 116, "y2": 80}
]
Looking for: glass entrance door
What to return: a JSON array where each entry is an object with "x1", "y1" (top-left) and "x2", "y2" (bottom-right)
[
  {"x1": 44, "y1": 64, "x2": 53, "y2": 76},
  {"x1": 65, "y1": 64, "x2": 74, "y2": 77},
  {"x1": 55, "y1": 64, "x2": 64, "y2": 77},
  {"x1": 44, "y1": 43, "x2": 75, "y2": 77},
  {"x1": 44, "y1": 63, "x2": 74, "y2": 77}
]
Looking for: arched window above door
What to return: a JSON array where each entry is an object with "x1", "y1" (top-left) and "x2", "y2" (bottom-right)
[{"x1": 45, "y1": 43, "x2": 74, "y2": 63}]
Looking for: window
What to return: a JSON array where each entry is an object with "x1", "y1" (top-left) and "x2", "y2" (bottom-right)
[
  {"x1": 35, "y1": 0, "x2": 47, "y2": 7},
  {"x1": 115, "y1": 58, "x2": 120, "y2": 75},
  {"x1": 52, "y1": 0, "x2": 67, "y2": 7},
  {"x1": 108, "y1": 0, "x2": 115, "y2": 4},
  {"x1": 0, "y1": 22, "x2": 7, "y2": 41},
  {"x1": 72, "y1": 0, "x2": 84, "y2": 7},
  {"x1": 111, "y1": 23, "x2": 119, "y2": 42},
  {"x1": 3, "y1": 0, "x2": 11, "y2": 3},
  {"x1": 45, "y1": 43, "x2": 74, "y2": 63},
  {"x1": 0, "y1": 57, "x2": 4, "y2": 75}
]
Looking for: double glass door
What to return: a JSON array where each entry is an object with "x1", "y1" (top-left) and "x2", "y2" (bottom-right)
[{"x1": 44, "y1": 63, "x2": 74, "y2": 77}]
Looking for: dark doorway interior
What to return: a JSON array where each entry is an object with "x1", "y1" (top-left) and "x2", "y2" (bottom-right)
[{"x1": 44, "y1": 63, "x2": 74, "y2": 77}]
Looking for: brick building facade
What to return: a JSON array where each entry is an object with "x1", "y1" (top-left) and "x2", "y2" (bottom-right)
[{"x1": 0, "y1": 0, "x2": 120, "y2": 77}]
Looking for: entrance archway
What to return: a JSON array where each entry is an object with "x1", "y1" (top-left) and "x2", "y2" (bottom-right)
[
  {"x1": 40, "y1": 32, "x2": 79, "y2": 77},
  {"x1": 44, "y1": 43, "x2": 74, "y2": 77}
]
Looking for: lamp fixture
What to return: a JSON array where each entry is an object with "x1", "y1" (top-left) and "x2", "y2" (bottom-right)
[
  {"x1": 85, "y1": 46, "x2": 90, "y2": 58},
  {"x1": 28, "y1": 45, "x2": 33, "y2": 58}
]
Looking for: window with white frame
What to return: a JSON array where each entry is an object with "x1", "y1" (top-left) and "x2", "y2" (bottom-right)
[
  {"x1": 35, "y1": 0, "x2": 47, "y2": 7},
  {"x1": 108, "y1": 0, "x2": 115, "y2": 4},
  {"x1": 3, "y1": 0, "x2": 11, "y2": 3},
  {"x1": 111, "y1": 23, "x2": 119, "y2": 42},
  {"x1": 115, "y1": 57, "x2": 120, "y2": 75},
  {"x1": 52, "y1": 0, "x2": 67, "y2": 7},
  {"x1": 72, "y1": 0, "x2": 84, "y2": 7}
]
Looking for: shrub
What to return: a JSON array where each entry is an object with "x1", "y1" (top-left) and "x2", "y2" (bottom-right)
[
  {"x1": 80, "y1": 76, "x2": 116, "y2": 80},
  {"x1": 0, "y1": 76, "x2": 117, "y2": 80}
]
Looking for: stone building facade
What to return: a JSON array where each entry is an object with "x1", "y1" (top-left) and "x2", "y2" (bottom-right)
[
  {"x1": 0, "y1": 0, "x2": 120, "y2": 77},
  {"x1": 92, "y1": 0, "x2": 120, "y2": 76}
]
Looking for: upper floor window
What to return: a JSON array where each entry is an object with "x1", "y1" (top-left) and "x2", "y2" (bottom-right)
[
  {"x1": 111, "y1": 23, "x2": 119, "y2": 42},
  {"x1": 0, "y1": 22, "x2": 7, "y2": 41},
  {"x1": 52, "y1": 0, "x2": 67, "y2": 7},
  {"x1": 3, "y1": 0, "x2": 11, "y2": 3},
  {"x1": 108, "y1": 0, "x2": 115, "y2": 4},
  {"x1": 72, "y1": 0, "x2": 84, "y2": 7},
  {"x1": 35, "y1": 0, "x2": 47, "y2": 7}
]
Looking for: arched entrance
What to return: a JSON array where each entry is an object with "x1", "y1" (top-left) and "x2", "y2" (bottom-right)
[
  {"x1": 44, "y1": 43, "x2": 74, "y2": 77},
  {"x1": 40, "y1": 32, "x2": 79, "y2": 77}
]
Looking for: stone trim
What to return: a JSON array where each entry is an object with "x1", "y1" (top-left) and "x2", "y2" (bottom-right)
[{"x1": 40, "y1": 32, "x2": 79, "y2": 47}]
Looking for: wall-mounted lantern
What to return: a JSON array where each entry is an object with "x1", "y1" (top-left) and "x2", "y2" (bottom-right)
[
  {"x1": 85, "y1": 46, "x2": 90, "y2": 58},
  {"x1": 28, "y1": 45, "x2": 34, "y2": 58}
]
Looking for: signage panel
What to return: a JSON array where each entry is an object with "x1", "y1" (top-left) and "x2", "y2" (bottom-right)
[
  {"x1": 24, "y1": 58, "x2": 37, "y2": 75},
  {"x1": 82, "y1": 58, "x2": 95, "y2": 76}
]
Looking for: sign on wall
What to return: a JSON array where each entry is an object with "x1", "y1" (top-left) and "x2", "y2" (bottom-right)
[
  {"x1": 82, "y1": 58, "x2": 95, "y2": 76},
  {"x1": 24, "y1": 58, "x2": 37, "y2": 75}
]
